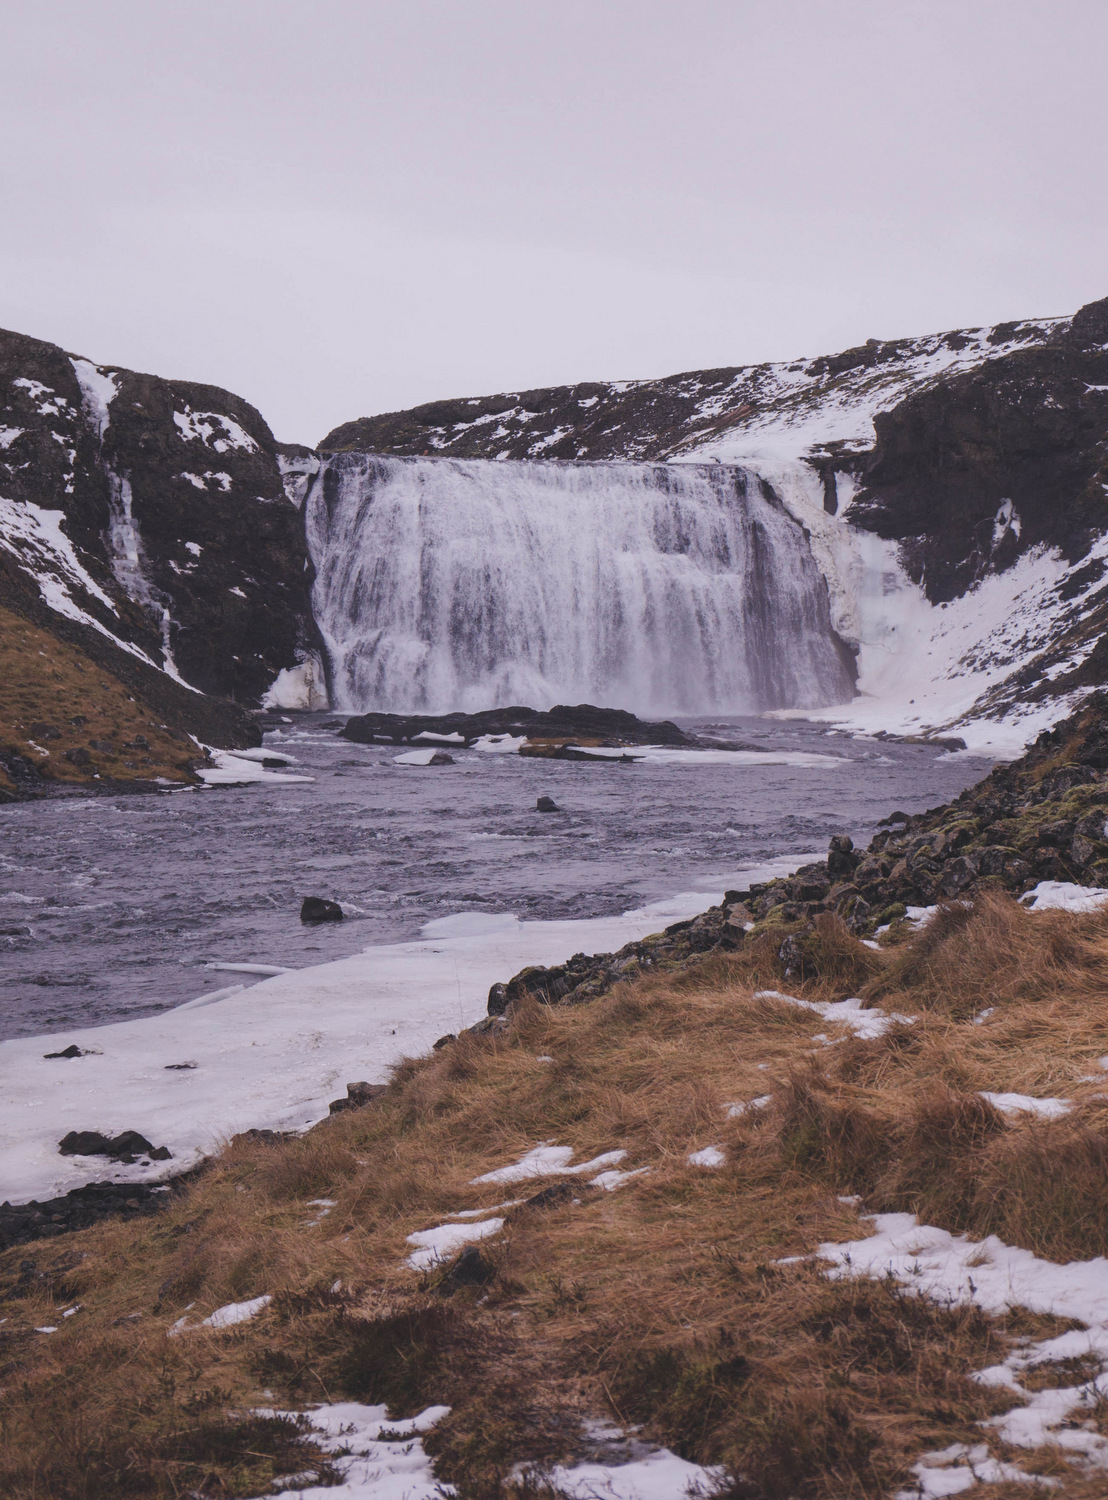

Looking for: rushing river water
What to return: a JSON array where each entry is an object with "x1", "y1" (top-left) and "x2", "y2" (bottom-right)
[{"x1": 0, "y1": 715, "x2": 995, "y2": 1041}]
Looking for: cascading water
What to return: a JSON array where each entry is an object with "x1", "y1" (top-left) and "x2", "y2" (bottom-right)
[{"x1": 305, "y1": 455, "x2": 856, "y2": 715}]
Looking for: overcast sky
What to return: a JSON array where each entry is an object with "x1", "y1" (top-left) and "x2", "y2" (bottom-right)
[{"x1": 1, "y1": 1, "x2": 1105, "y2": 445}]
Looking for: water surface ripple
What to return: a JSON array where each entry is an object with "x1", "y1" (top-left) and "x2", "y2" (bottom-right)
[{"x1": 0, "y1": 715, "x2": 993, "y2": 1040}]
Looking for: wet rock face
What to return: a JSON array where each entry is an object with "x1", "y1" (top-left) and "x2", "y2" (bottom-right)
[{"x1": 851, "y1": 298, "x2": 1108, "y2": 603}]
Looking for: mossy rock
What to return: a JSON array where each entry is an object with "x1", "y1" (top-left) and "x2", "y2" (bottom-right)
[{"x1": 872, "y1": 903, "x2": 907, "y2": 926}]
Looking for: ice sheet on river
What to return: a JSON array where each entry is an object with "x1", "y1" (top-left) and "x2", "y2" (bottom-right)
[{"x1": 0, "y1": 890, "x2": 722, "y2": 1206}]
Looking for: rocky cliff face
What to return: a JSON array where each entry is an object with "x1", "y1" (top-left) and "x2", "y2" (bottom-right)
[
  {"x1": 0, "y1": 328, "x2": 315, "y2": 709},
  {"x1": 850, "y1": 299, "x2": 1108, "y2": 601}
]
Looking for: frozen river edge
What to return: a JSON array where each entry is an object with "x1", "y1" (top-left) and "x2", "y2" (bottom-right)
[{"x1": 0, "y1": 885, "x2": 766, "y2": 1208}]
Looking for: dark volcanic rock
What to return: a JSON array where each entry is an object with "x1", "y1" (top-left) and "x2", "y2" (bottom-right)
[
  {"x1": 327, "y1": 1080, "x2": 387, "y2": 1115},
  {"x1": 0, "y1": 1180, "x2": 173, "y2": 1249},
  {"x1": 340, "y1": 703, "x2": 693, "y2": 748},
  {"x1": 536, "y1": 796, "x2": 559, "y2": 811},
  {"x1": 316, "y1": 315, "x2": 1066, "y2": 466},
  {"x1": 300, "y1": 896, "x2": 344, "y2": 923},
  {"x1": 58, "y1": 1129, "x2": 170, "y2": 1161},
  {"x1": 432, "y1": 1244, "x2": 495, "y2": 1292},
  {"x1": 0, "y1": 326, "x2": 315, "y2": 709},
  {"x1": 851, "y1": 298, "x2": 1108, "y2": 603}
]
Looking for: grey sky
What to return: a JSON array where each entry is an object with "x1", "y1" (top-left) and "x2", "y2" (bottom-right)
[{"x1": 1, "y1": 0, "x2": 1105, "y2": 445}]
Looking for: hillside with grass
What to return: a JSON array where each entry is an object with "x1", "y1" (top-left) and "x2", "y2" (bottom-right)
[{"x1": 6, "y1": 838, "x2": 1108, "y2": 1494}]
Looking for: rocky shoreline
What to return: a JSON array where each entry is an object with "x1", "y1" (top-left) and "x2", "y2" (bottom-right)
[{"x1": 481, "y1": 693, "x2": 1108, "y2": 1017}]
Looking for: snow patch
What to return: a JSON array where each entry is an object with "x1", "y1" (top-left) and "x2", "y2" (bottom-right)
[
  {"x1": 753, "y1": 991, "x2": 913, "y2": 1040},
  {"x1": 173, "y1": 407, "x2": 258, "y2": 453},
  {"x1": 1021, "y1": 881, "x2": 1108, "y2": 914},
  {"x1": 688, "y1": 1145, "x2": 725, "y2": 1168},
  {"x1": 405, "y1": 1216, "x2": 505, "y2": 1271},
  {"x1": 246, "y1": 1402, "x2": 451, "y2": 1499},
  {"x1": 818, "y1": 1212, "x2": 1108, "y2": 1478},
  {"x1": 474, "y1": 1143, "x2": 628, "y2": 1185},
  {"x1": 979, "y1": 1092, "x2": 1073, "y2": 1120},
  {"x1": 201, "y1": 1294, "x2": 271, "y2": 1329}
]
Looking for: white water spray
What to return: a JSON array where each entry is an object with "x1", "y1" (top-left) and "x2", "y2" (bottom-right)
[{"x1": 306, "y1": 455, "x2": 856, "y2": 715}]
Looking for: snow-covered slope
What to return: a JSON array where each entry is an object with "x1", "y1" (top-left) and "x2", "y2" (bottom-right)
[{"x1": 319, "y1": 315, "x2": 1066, "y2": 468}]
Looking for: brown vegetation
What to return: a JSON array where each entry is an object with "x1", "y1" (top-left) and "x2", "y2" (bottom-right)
[
  {"x1": 3, "y1": 893, "x2": 1108, "y2": 1496},
  {"x1": 0, "y1": 602, "x2": 202, "y2": 795}
]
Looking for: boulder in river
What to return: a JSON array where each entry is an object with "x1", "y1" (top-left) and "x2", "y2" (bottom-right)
[
  {"x1": 536, "y1": 795, "x2": 559, "y2": 811},
  {"x1": 300, "y1": 896, "x2": 344, "y2": 923}
]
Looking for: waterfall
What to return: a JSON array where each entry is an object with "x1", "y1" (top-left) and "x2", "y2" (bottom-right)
[{"x1": 305, "y1": 455, "x2": 855, "y2": 716}]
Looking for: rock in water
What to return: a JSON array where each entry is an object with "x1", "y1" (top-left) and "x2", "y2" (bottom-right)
[
  {"x1": 536, "y1": 795, "x2": 558, "y2": 811},
  {"x1": 428, "y1": 751, "x2": 455, "y2": 765},
  {"x1": 300, "y1": 896, "x2": 343, "y2": 923}
]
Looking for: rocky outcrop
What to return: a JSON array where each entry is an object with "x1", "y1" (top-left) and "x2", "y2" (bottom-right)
[
  {"x1": 851, "y1": 298, "x2": 1108, "y2": 602},
  {"x1": 0, "y1": 327, "x2": 315, "y2": 709},
  {"x1": 339, "y1": 703, "x2": 694, "y2": 747}
]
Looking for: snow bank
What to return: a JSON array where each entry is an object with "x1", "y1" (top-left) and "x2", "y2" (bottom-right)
[
  {"x1": 755, "y1": 461, "x2": 1108, "y2": 756},
  {"x1": 0, "y1": 889, "x2": 725, "y2": 1206}
]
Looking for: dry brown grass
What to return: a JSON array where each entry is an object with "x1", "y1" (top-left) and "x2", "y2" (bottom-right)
[
  {"x1": 3, "y1": 895, "x2": 1108, "y2": 1496},
  {"x1": 0, "y1": 602, "x2": 198, "y2": 790}
]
